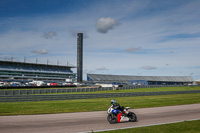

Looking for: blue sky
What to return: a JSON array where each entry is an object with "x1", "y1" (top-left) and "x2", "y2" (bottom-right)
[{"x1": 0, "y1": 0, "x2": 200, "y2": 80}]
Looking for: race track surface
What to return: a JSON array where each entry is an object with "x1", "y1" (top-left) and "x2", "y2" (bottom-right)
[{"x1": 0, "y1": 103, "x2": 200, "y2": 133}]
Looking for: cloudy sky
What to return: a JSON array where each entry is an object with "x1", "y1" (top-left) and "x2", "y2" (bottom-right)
[{"x1": 0, "y1": 0, "x2": 199, "y2": 80}]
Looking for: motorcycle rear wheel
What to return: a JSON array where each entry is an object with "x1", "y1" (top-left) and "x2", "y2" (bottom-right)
[{"x1": 107, "y1": 114, "x2": 118, "y2": 124}]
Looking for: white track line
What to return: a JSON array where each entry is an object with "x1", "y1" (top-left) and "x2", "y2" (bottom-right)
[{"x1": 78, "y1": 118, "x2": 200, "y2": 133}]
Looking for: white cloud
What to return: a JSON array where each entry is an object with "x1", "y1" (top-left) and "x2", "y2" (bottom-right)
[
  {"x1": 189, "y1": 73, "x2": 194, "y2": 75},
  {"x1": 96, "y1": 66, "x2": 108, "y2": 70},
  {"x1": 141, "y1": 66, "x2": 157, "y2": 70},
  {"x1": 43, "y1": 31, "x2": 57, "y2": 39},
  {"x1": 0, "y1": 56, "x2": 16, "y2": 61},
  {"x1": 84, "y1": 69, "x2": 95, "y2": 74},
  {"x1": 125, "y1": 47, "x2": 142, "y2": 53},
  {"x1": 31, "y1": 49, "x2": 48, "y2": 55},
  {"x1": 96, "y1": 17, "x2": 120, "y2": 34}
]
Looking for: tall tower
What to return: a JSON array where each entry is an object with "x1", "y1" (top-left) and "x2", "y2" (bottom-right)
[{"x1": 77, "y1": 33, "x2": 83, "y2": 83}]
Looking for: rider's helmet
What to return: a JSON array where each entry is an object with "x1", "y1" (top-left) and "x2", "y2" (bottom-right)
[{"x1": 111, "y1": 99, "x2": 116, "y2": 105}]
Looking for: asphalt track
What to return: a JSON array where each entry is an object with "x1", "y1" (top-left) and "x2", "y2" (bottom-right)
[{"x1": 0, "y1": 104, "x2": 200, "y2": 133}]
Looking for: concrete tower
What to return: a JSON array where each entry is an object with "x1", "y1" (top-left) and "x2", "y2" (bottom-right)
[{"x1": 77, "y1": 33, "x2": 83, "y2": 83}]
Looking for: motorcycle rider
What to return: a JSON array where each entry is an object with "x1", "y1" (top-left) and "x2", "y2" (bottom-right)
[{"x1": 111, "y1": 99, "x2": 124, "y2": 112}]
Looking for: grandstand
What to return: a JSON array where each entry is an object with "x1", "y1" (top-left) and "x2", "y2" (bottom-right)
[
  {"x1": 195, "y1": 79, "x2": 200, "y2": 85},
  {"x1": 0, "y1": 60, "x2": 76, "y2": 82},
  {"x1": 87, "y1": 74, "x2": 194, "y2": 85}
]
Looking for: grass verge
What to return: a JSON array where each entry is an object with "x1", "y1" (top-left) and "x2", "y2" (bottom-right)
[
  {"x1": 30, "y1": 86, "x2": 200, "y2": 95},
  {"x1": 97, "y1": 119, "x2": 200, "y2": 133},
  {"x1": 0, "y1": 93, "x2": 200, "y2": 115}
]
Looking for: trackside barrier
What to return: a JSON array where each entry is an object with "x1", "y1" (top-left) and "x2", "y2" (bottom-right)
[
  {"x1": 0, "y1": 85, "x2": 185, "y2": 96},
  {"x1": 1, "y1": 90, "x2": 200, "y2": 102}
]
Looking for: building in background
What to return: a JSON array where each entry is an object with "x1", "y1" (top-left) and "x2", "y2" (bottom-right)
[
  {"x1": 0, "y1": 60, "x2": 76, "y2": 83},
  {"x1": 87, "y1": 74, "x2": 194, "y2": 85},
  {"x1": 195, "y1": 79, "x2": 200, "y2": 85}
]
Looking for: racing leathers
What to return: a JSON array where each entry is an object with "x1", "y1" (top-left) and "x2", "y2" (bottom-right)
[{"x1": 112, "y1": 103, "x2": 124, "y2": 112}]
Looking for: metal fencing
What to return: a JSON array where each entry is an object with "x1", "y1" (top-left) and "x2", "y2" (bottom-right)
[
  {"x1": 0, "y1": 85, "x2": 184, "y2": 96},
  {"x1": 1, "y1": 90, "x2": 200, "y2": 102}
]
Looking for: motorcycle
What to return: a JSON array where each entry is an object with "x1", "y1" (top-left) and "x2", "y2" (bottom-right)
[{"x1": 107, "y1": 105, "x2": 137, "y2": 124}]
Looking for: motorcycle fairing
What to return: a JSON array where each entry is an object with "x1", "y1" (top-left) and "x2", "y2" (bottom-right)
[{"x1": 117, "y1": 113, "x2": 121, "y2": 122}]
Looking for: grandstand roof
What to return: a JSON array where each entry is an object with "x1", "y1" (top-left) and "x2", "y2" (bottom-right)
[
  {"x1": 195, "y1": 79, "x2": 200, "y2": 82},
  {"x1": 0, "y1": 60, "x2": 76, "y2": 68},
  {"x1": 87, "y1": 74, "x2": 194, "y2": 82}
]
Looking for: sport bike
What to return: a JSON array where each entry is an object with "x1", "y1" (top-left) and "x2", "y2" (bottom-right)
[{"x1": 107, "y1": 105, "x2": 137, "y2": 124}]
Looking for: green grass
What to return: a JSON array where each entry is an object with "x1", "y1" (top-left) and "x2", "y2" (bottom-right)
[
  {"x1": 0, "y1": 93, "x2": 200, "y2": 115},
  {"x1": 98, "y1": 119, "x2": 200, "y2": 133}
]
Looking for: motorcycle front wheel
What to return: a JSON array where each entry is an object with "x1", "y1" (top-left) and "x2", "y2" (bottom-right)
[
  {"x1": 128, "y1": 112, "x2": 137, "y2": 122},
  {"x1": 107, "y1": 114, "x2": 118, "y2": 124}
]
